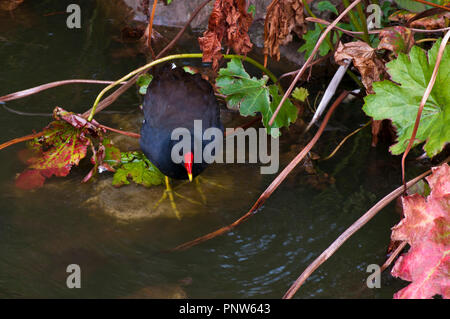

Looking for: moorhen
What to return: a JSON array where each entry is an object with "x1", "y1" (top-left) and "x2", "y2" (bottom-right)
[{"x1": 139, "y1": 64, "x2": 223, "y2": 216}]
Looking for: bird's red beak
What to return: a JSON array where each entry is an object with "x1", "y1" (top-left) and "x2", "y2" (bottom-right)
[{"x1": 184, "y1": 152, "x2": 194, "y2": 182}]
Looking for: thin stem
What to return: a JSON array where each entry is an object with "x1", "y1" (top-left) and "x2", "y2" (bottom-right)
[
  {"x1": 342, "y1": 0, "x2": 363, "y2": 32},
  {"x1": 411, "y1": 0, "x2": 450, "y2": 12},
  {"x1": 302, "y1": 0, "x2": 335, "y2": 52},
  {"x1": 356, "y1": 2, "x2": 370, "y2": 43},
  {"x1": 416, "y1": 38, "x2": 438, "y2": 44},
  {"x1": 87, "y1": 53, "x2": 278, "y2": 121},
  {"x1": 306, "y1": 16, "x2": 450, "y2": 34},
  {"x1": 320, "y1": 120, "x2": 371, "y2": 161},
  {"x1": 0, "y1": 131, "x2": 45, "y2": 151}
]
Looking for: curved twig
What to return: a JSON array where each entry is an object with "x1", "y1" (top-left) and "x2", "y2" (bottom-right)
[
  {"x1": 0, "y1": 80, "x2": 125, "y2": 103},
  {"x1": 306, "y1": 16, "x2": 450, "y2": 34},
  {"x1": 0, "y1": 131, "x2": 45, "y2": 151},
  {"x1": 172, "y1": 91, "x2": 350, "y2": 252},
  {"x1": 411, "y1": 0, "x2": 450, "y2": 12},
  {"x1": 320, "y1": 120, "x2": 371, "y2": 161}
]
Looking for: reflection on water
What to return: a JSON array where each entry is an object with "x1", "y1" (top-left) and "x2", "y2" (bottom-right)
[{"x1": 0, "y1": 0, "x2": 416, "y2": 298}]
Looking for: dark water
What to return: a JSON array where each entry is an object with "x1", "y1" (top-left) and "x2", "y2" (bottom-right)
[{"x1": 0, "y1": 0, "x2": 422, "y2": 298}]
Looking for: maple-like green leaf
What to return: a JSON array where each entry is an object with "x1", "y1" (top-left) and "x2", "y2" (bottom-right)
[
  {"x1": 292, "y1": 87, "x2": 309, "y2": 102},
  {"x1": 363, "y1": 41, "x2": 450, "y2": 157},
  {"x1": 216, "y1": 58, "x2": 298, "y2": 137},
  {"x1": 112, "y1": 151, "x2": 164, "y2": 188}
]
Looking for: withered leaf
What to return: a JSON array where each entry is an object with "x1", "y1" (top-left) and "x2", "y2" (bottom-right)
[
  {"x1": 378, "y1": 26, "x2": 415, "y2": 56},
  {"x1": 199, "y1": 0, "x2": 253, "y2": 70},
  {"x1": 264, "y1": 0, "x2": 307, "y2": 61},
  {"x1": 334, "y1": 41, "x2": 386, "y2": 94},
  {"x1": 389, "y1": 10, "x2": 450, "y2": 30}
]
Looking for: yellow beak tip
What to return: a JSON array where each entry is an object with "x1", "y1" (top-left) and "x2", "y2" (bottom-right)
[{"x1": 188, "y1": 174, "x2": 193, "y2": 182}]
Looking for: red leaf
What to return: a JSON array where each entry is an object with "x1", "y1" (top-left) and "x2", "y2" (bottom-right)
[
  {"x1": 15, "y1": 120, "x2": 91, "y2": 190},
  {"x1": 15, "y1": 170, "x2": 46, "y2": 190},
  {"x1": 391, "y1": 163, "x2": 450, "y2": 299}
]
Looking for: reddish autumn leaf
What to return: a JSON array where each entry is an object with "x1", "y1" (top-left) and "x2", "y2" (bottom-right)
[
  {"x1": 391, "y1": 163, "x2": 450, "y2": 299},
  {"x1": 199, "y1": 0, "x2": 253, "y2": 69},
  {"x1": 15, "y1": 169, "x2": 46, "y2": 190},
  {"x1": 392, "y1": 240, "x2": 449, "y2": 299},
  {"x1": 15, "y1": 120, "x2": 92, "y2": 190},
  {"x1": 378, "y1": 26, "x2": 415, "y2": 56},
  {"x1": 264, "y1": 0, "x2": 306, "y2": 61},
  {"x1": 82, "y1": 139, "x2": 121, "y2": 183}
]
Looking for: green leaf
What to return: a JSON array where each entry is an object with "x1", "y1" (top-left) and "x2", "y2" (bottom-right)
[
  {"x1": 317, "y1": 1, "x2": 338, "y2": 15},
  {"x1": 292, "y1": 87, "x2": 309, "y2": 102},
  {"x1": 363, "y1": 41, "x2": 450, "y2": 157},
  {"x1": 137, "y1": 74, "x2": 153, "y2": 95},
  {"x1": 298, "y1": 24, "x2": 340, "y2": 58},
  {"x1": 394, "y1": 0, "x2": 427, "y2": 13},
  {"x1": 248, "y1": 4, "x2": 256, "y2": 17},
  {"x1": 102, "y1": 139, "x2": 121, "y2": 168},
  {"x1": 216, "y1": 58, "x2": 298, "y2": 136},
  {"x1": 394, "y1": 0, "x2": 448, "y2": 12},
  {"x1": 112, "y1": 151, "x2": 165, "y2": 187}
]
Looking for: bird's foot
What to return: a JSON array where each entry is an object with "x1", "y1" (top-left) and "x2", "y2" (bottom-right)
[
  {"x1": 189, "y1": 175, "x2": 228, "y2": 205},
  {"x1": 152, "y1": 176, "x2": 202, "y2": 220}
]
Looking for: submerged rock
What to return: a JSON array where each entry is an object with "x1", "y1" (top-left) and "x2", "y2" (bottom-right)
[{"x1": 123, "y1": 284, "x2": 188, "y2": 299}]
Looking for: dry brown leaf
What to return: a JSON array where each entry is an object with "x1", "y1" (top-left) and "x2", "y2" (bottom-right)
[
  {"x1": 389, "y1": 10, "x2": 450, "y2": 30},
  {"x1": 410, "y1": 12, "x2": 450, "y2": 30},
  {"x1": 378, "y1": 26, "x2": 415, "y2": 56},
  {"x1": 198, "y1": 0, "x2": 253, "y2": 70},
  {"x1": 264, "y1": 0, "x2": 307, "y2": 61},
  {"x1": 334, "y1": 41, "x2": 386, "y2": 94}
]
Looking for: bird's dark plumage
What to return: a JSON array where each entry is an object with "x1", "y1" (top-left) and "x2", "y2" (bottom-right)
[{"x1": 140, "y1": 65, "x2": 223, "y2": 180}]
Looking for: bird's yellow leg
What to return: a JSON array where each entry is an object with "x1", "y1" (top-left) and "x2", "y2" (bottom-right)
[
  {"x1": 196, "y1": 175, "x2": 228, "y2": 189},
  {"x1": 173, "y1": 191, "x2": 203, "y2": 205},
  {"x1": 165, "y1": 176, "x2": 182, "y2": 220},
  {"x1": 152, "y1": 176, "x2": 182, "y2": 220}
]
